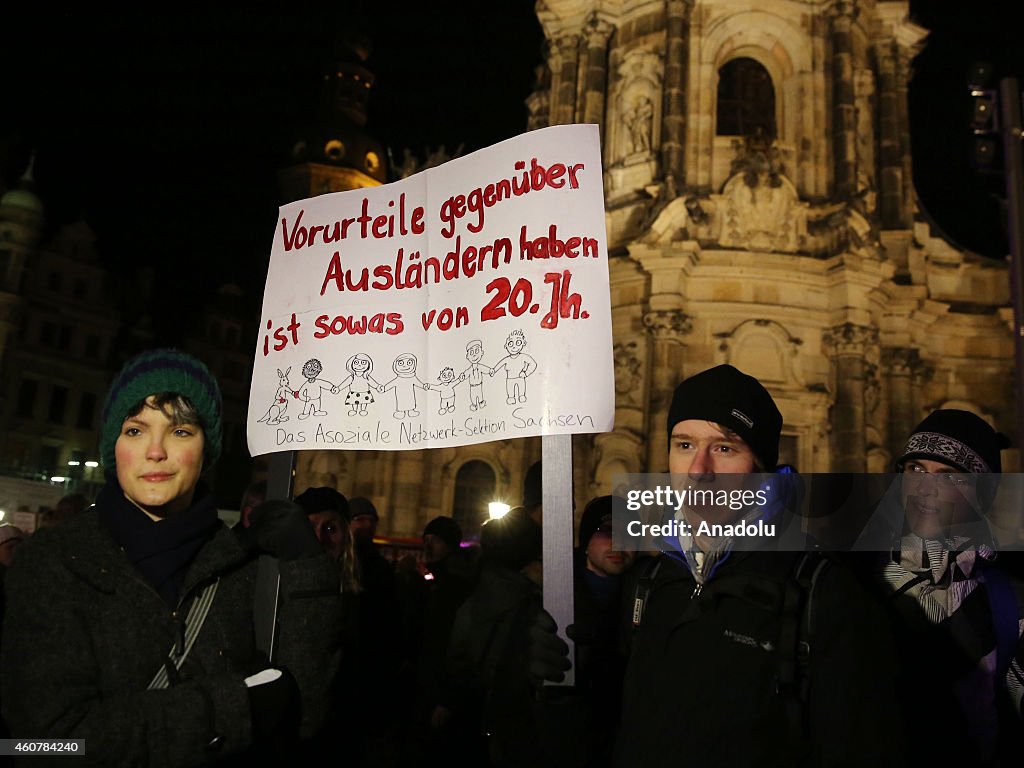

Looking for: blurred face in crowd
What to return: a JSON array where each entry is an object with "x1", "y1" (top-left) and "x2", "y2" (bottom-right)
[
  {"x1": 423, "y1": 534, "x2": 451, "y2": 565},
  {"x1": 0, "y1": 537, "x2": 21, "y2": 567},
  {"x1": 901, "y1": 458, "x2": 979, "y2": 540},
  {"x1": 586, "y1": 522, "x2": 634, "y2": 577},
  {"x1": 350, "y1": 513, "x2": 377, "y2": 544},
  {"x1": 115, "y1": 397, "x2": 204, "y2": 520},
  {"x1": 308, "y1": 509, "x2": 349, "y2": 561}
]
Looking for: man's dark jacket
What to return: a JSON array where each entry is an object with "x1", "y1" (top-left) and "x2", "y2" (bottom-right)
[{"x1": 614, "y1": 550, "x2": 906, "y2": 767}]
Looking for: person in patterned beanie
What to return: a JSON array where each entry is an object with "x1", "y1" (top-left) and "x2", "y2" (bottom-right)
[{"x1": 882, "y1": 409, "x2": 1021, "y2": 766}]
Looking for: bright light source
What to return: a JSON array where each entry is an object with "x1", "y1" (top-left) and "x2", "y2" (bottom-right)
[
  {"x1": 85, "y1": 461, "x2": 99, "y2": 468},
  {"x1": 0, "y1": 510, "x2": 6, "y2": 521},
  {"x1": 488, "y1": 501, "x2": 511, "y2": 519},
  {"x1": 50, "y1": 476, "x2": 68, "y2": 483},
  {"x1": 67, "y1": 460, "x2": 81, "y2": 466}
]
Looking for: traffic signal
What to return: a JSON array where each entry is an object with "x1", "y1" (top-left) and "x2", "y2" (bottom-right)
[{"x1": 969, "y1": 61, "x2": 1000, "y2": 172}]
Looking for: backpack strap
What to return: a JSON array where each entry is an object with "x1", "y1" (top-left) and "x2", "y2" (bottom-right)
[
  {"x1": 777, "y1": 552, "x2": 830, "y2": 749},
  {"x1": 148, "y1": 578, "x2": 220, "y2": 690},
  {"x1": 631, "y1": 557, "x2": 663, "y2": 630}
]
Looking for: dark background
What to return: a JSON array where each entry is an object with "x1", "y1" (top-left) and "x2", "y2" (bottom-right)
[{"x1": 2, "y1": 0, "x2": 1022, "y2": 341}]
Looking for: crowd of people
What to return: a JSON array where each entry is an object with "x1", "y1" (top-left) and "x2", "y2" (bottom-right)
[{"x1": 0, "y1": 348, "x2": 1021, "y2": 766}]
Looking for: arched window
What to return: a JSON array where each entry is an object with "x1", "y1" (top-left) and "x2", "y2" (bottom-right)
[
  {"x1": 716, "y1": 57, "x2": 776, "y2": 138},
  {"x1": 452, "y1": 460, "x2": 496, "y2": 541}
]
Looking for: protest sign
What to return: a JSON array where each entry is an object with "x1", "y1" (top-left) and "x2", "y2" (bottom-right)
[{"x1": 248, "y1": 124, "x2": 613, "y2": 455}]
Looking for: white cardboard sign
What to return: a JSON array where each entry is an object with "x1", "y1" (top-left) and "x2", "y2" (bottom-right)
[{"x1": 247, "y1": 124, "x2": 613, "y2": 455}]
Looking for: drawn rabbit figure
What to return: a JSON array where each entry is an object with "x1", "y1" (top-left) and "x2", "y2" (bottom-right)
[{"x1": 257, "y1": 367, "x2": 296, "y2": 425}]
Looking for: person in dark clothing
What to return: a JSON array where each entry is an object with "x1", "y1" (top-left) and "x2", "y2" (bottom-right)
[
  {"x1": 876, "y1": 409, "x2": 1023, "y2": 766},
  {"x1": 409, "y1": 515, "x2": 476, "y2": 766},
  {"x1": 446, "y1": 507, "x2": 544, "y2": 767},
  {"x1": 534, "y1": 364, "x2": 906, "y2": 767},
  {"x1": 345, "y1": 496, "x2": 402, "y2": 765},
  {"x1": 569, "y1": 496, "x2": 635, "y2": 767},
  {"x1": 0, "y1": 348, "x2": 342, "y2": 766}
]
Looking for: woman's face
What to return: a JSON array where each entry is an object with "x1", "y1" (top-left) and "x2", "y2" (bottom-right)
[
  {"x1": 115, "y1": 397, "x2": 205, "y2": 519},
  {"x1": 352, "y1": 356, "x2": 369, "y2": 373}
]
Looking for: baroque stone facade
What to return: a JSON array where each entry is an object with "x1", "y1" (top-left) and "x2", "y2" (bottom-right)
[{"x1": 294, "y1": 0, "x2": 1017, "y2": 537}]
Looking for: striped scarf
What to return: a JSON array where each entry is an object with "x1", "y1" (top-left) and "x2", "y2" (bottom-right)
[{"x1": 881, "y1": 534, "x2": 1017, "y2": 762}]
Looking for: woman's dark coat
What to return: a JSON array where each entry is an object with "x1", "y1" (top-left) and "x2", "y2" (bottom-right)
[{"x1": 0, "y1": 504, "x2": 342, "y2": 766}]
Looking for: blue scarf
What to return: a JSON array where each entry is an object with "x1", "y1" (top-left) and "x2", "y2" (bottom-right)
[{"x1": 97, "y1": 481, "x2": 221, "y2": 607}]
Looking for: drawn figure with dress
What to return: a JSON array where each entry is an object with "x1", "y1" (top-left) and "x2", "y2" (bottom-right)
[
  {"x1": 332, "y1": 352, "x2": 380, "y2": 417},
  {"x1": 489, "y1": 329, "x2": 538, "y2": 404},
  {"x1": 460, "y1": 339, "x2": 493, "y2": 411},
  {"x1": 380, "y1": 352, "x2": 428, "y2": 419},
  {"x1": 297, "y1": 358, "x2": 337, "y2": 420}
]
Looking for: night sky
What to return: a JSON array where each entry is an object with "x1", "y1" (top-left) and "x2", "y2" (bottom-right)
[{"x1": 2, "y1": 0, "x2": 1021, "y2": 343}]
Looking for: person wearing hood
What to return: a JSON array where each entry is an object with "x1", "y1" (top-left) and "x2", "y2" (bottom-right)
[
  {"x1": 880, "y1": 409, "x2": 1022, "y2": 765},
  {"x1": 0, "y1": 349, "x2": 343, "y2": 765}
]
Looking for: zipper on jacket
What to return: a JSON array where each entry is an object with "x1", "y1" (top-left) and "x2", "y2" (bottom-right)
[{"x1": 691, "y1": 582, "x2": 703, "y2": 599}]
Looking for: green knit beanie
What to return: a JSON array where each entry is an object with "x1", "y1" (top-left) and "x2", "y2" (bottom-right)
[{"x1": 100, "y1": 349, "x2": 223, "y2": 475}]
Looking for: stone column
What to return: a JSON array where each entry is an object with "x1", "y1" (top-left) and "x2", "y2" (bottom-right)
[
  {"x1": 875, "y1": 41, "x2": 902, "y2": 229},
  {"x1": 661, "y1": 0, "x2": 693, "y2": 199},
  {"x1": 883, "y1": 347, "x2": 919, "y2": 458},
  {"x1": 896, "y1": 49, "x2": 914, "y2": 228},
  {"x1": 642, "y1": 309, "x2": 691, "y2": 471},
  {"x1": 550, "y1": 34, "x2": 581, "y2": 126},
  {"x1": 581, "y1": 14, "x2": 614, "y2": 133},
  {"x1": 829, "y1": 0, "x2": 857, "y2": 200},
  {"x1": 825, "y1": 323, "x2": 877, "y2": 471}
]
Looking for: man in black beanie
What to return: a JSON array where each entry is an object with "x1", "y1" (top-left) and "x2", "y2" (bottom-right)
[{"x1": 530, "y1": 365, "x2": 906, "y2": 766}]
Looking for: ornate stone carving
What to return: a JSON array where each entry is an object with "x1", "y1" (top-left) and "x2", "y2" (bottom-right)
[
  {"x1": 881, "y1": 346, "x2": 921, "y2": 375},
  {"x1": 624, "y1": 96, "x2": 654, "y2": 153},
  {"x1": 864, "y1": 362, "x2": 881, "y2": 416},
  {"x1": 642, "y1": 310, "x2": 692, "y2": 339},
  {"x1": 718, "y1": 133, "x2": 803, "y2": 252},
  {"x1": 584, "y1": 13, "x2": 614, "y2": 47},
  {"x1": 613, "y1": 49, "x2": 662, "y2": 164},
  {"x1": 854, "y1": 69, "x2": 877, "y2": 216},
  {"x1": 823, "y1": 323, "x2": 878, "y2": 356},
  {"x1": 613, "y1": 341, "x2": 643, "y2": 404}
]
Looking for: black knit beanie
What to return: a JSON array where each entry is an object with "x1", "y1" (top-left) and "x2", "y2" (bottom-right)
[
  {"x1": 423, "y1": 516, "x2": 462, "y2": 551},
  {"x1": 667, "y1": 365, "x2": 783, "y2": 470},
  {"x1": 578, "y1": 495, "x2": 614, "y2": 551},
  {"x1": 294, "y1": 486, "x2": 350, "y2": 521},
  {"x1": 348, "y1": 496, "x2": 379, "y2": 520},
  {"x1": 481, "y1": 507, "x2": 542, "y2": 571},
  {"x1": 100, "y1": 349, "x2": 223, "y2": 475}
]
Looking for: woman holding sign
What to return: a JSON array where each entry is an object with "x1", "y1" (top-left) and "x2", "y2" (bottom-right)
[{"x1": 0, "y1": 349, "x2": 342, "y2": 764}]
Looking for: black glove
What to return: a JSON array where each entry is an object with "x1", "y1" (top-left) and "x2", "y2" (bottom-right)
[
  {"x1": 527, "y1": 609, "x2": 572, "y2": 685},
  {"x1": 241, "y1": 499, "x2": 322, "y2": 560},
  {"x1": 246, "y1": 667, "x2": 300, "y2": 743}
]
